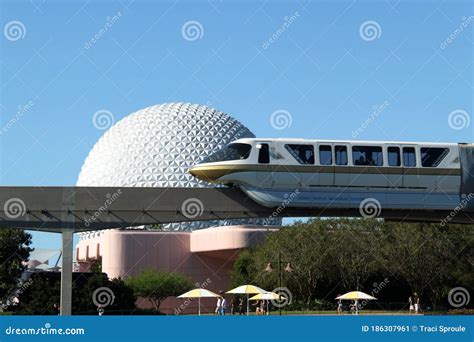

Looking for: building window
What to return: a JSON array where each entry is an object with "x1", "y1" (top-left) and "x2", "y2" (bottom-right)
[
  {"x1": 420, "y1": 147, "x2": 449, "y2": 167},
  {"x1": 258, "y1": 143, "x2": 270, "y2": 164},
  {"x1": 387, "y1": 146, "x2": 400, "y2": 166},
  {"x1": 335, "y1": 145, "x2": 348, "y2": 165},
  {"x1": 403, "y1": 147, "x2": 416, "y2": 167},
  {"x1": 352, "y1": 146, "x2": 383, "y2": 166},
  {"x1": 319, "y1": 145, "x2": 332, "y2": 165},
  {"x1": 285, "y1": 144, "x2": 314, "y2": 164}
]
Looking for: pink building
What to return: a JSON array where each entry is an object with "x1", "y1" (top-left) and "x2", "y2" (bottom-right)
[{"x1": 76, "y1": 226, "x2": 275, "y2": 314}]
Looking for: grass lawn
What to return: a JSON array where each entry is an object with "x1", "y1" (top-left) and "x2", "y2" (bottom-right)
[{"x1": 248, "y1": 310, "x2": 449, "y2": 316}]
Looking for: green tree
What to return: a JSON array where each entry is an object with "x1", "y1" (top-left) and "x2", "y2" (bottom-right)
[
  {"x1": 126, "y1": 269, "x2": 193, "y2": 312},
  {"x1": 445, "y1": 223, "x2": 474, "y2": 295},
  {"x1": 0, "y1": 228, "x2": 33, "y2": 302},
  {"x1": 74, "y1": 266, "x2": 136, "y2": 314},
  {"x1": 230, "y1": 218, "x2": 473, "y2": 312},
  {"x1": 231, "y1": 250, "x2": 257, "y2": 287},
  {"x1": 15, "y1": 270, "x2": 136, "y2": 315},
  {"x1": 380, "y1": 221, "x2": 460, "y2": 309},
  {"x1": 331, "y1": 219, "x2": 382, "y2": 291},
  {"x1": 250, "y1": 219, "x2": 336, "y2": 307},
  {"x1": 14, "y1": 274, "x2": 60, "y2": 314}
]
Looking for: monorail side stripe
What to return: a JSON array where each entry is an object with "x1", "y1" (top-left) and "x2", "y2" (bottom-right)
[{"x1": 192, "y1": 164, "x2": 461, "y2": 177}]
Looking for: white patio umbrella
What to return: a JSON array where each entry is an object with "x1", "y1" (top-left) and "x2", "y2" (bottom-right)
[
  {"x1": 226, "y1": 285, "x2": 267, "y2": 315},
  {"x1": 177, "y1": 288, "x2": 220, "y2": 315}
]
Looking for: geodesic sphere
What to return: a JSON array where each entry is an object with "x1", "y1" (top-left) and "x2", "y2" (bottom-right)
[{"x1": 77, "y1": 102, "x2": 281, "y2": 231}]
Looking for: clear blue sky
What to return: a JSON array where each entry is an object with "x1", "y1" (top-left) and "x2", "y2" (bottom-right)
[{"x1": 1, "y1": 0, "x2": 473, "y2": 252}]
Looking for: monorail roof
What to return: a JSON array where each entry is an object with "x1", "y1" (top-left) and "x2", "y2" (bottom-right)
[{"x1": 235, "y1": 138, "x2": 460, "y2": 146}]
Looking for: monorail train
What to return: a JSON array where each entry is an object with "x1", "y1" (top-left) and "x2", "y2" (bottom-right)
[{"x1": 189, "y1": 138, "x2": 474, "y2": 211}]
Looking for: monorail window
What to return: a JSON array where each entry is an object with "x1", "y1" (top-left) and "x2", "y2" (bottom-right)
[
  {"x1": 352, "y1": 146, "x2": 383, "y2": 166},
  {"x1": 258, "y1": 143, "x2": 270, "y2": 164},
  {"x1": 420, "y1": 147, "x2": 449, "y2": 167},
  {"x1": 387, "y1": 147, "x2": 400, "y2": 166},
  {"x1": 285, "y1": 144, "x2": 314, "y2": 164},
  {"x1": 403, "y1": 147, "x2": 416, "y2": 167},
  {"x1": 202, "y1": 143, "x2": 251, "y2": 163},
  {"x1": 319, "y1": 145, "x2": 332, "y2": 165},
  {"x1": 335, "y1": 145, "x2": 348, "y2": 165}
]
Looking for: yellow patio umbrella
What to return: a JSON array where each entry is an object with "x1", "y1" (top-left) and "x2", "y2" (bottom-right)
[
  {"x1": 335, "y1": 291, "x2": 377, "y2": 315},
  {"x1": 249, "y1": 292, "x2": 280, "y2": 315},
  {"x1": 227, "y1": 285, "x2": 267, "y2": 315},
  {"x1": 249, "y1": 292, "x2": 280, "y2": 300},
  {"x1": 178, "y1": 288, "x2": 220, "y2": 316}
]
